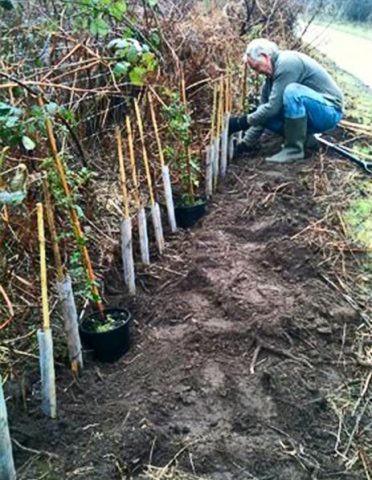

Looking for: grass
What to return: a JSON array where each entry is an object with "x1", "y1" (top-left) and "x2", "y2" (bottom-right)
[
  {"x1": 344, "y1": 186, "x2": 372, "y2": 249},
  {"x1": 325, "y1": 64, "x2": 372, "y2": 249},
  {"x1": 305, "y1": 47, "x2": 372, "y2": 479},
  {"x1": 312, "y1": 19, "x2": 372, "y2": 42}
]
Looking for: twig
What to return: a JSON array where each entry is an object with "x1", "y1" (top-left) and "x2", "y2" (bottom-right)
[
  {"x1": 343, "y1": 398, "x2": 370, "y2": 457},
  {"x1": 12, "y1": 438, "x2": 58, "y2": 459},
  {"x1": 0, "y1": 284, "x2": 14, "y2": 330},
  {"x1": 250, "y1": 345, "x2": 261, "y2": 374}
]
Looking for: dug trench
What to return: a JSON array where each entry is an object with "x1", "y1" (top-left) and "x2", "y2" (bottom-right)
[{"x1": 11, "y1": 139, "x2": 362, "y2": 479}]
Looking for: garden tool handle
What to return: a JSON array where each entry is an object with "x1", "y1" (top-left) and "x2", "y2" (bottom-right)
[{"x1": 314, "y1": 134, "x2": 372, "y2": 174}]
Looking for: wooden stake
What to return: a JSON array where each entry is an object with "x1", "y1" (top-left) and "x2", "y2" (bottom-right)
[
  {"x1": 38, "y1": 96, "x2": 104, "y2": 315},
  {"x1": 37, "y1": 203, "x2": 50, "y2": 330}
]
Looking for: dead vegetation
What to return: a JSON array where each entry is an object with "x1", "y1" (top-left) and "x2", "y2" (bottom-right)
[{"x1": 1, "y1": 1, "x2": 371, "y2": 479}]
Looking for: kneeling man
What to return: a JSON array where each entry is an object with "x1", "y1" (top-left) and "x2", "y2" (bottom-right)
[{"x1": 229, "y1": 38, "x2": 343, "y2": 163}]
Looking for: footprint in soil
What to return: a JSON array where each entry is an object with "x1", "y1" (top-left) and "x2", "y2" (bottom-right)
[{"x1": 225, "y1": 218, "x2": 297, "y2": 243}]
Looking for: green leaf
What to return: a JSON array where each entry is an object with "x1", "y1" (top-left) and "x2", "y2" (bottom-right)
[
  {"x1": 75, "y1": 205, "x2": 85, "y2": 219},
  {"x1": 0, "y1": 0, "x2": 16, "y2": 10},
  {"x1": 22, "y1": 136, "x2": 36, "y2": 151},
  {"x1": 147, "y1": 0, "x2": 158, "y2": 7},
  {"x1": 113, "y1": 61, "x2": 130, "y2": 77},
  {"x1": 90, "y1": 18, "x2": 110, "y2": 37},
  {"x1": 0, "y1": 103, "x2": 22, "y2": 118},
  {"x1": 46, "y1": 102, "x2": 59, "y2": 116},
  {"x1": 126, "y1": 45, "x2": 139, "y2": 63},
  {"x1": 0, "y1": 102, "x2": 12, "y2": 115},
  {"x1": 109, "y1": 1, "x2": 127, "y2": 21},
  {"x1": 4, "y1": 116, "x2": 19, "y2": 128},
  {"x1": 150, "y1": 31, "x2": 160, "y2": 47},
  {"x1": 142, "y1": 52, "x2": 157, "y2": 71},
  {"x1": 108, "y1": 38, "x2": 130, "y2": 50},
  {"x1": 129, "y1": 66, "x2": 147, "y2": 86}
]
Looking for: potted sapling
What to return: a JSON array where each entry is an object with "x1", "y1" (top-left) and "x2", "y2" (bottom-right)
[
  {"x1": 79, "y1": 307, "x2": 131, "y2": 363},
  {"x1": 163, "y1": 92, "x2": 206, "y2": 229}
]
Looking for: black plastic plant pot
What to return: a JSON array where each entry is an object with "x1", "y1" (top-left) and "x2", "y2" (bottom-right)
[
  {"x1": 174, "y1": 199, "x2": 207, "y2": 229},
  {"x1": 79, "y1": 308, "x2": 131, "y2": 363}
]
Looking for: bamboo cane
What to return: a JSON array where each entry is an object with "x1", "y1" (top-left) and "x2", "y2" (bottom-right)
[
  {"x1": 220, "y1": 77, "x2": 229, "y2": 177},
  {"x1": 340, "y1": 119, "x2": 372, "y2": 132},
  {"x1": 37, "y1": 203, "x2": 50, "y2": 330},
  {"x1": 125, "y1": 115, "x2": 141, "y2": 209},
  {"x1": 126, "y1": 115, "x2": 150, "y2": 264},
  {"x1": 148, "y1": 92, "x2": 165, "y2": 169},
  {"x1": 37, "y1": 96, "x2": 104, "y2": 315},
  {"x1": 37, "y1": 202, "x2": 56, "y2": 418},
  {"x1": 116, "y1": 127, "x2": 130, "y2": 219},
  {"x1": 180, "y1": 71, "x2": 187, "y2": 106},
  {"x1": 180, "y1": 74, "x2": 195, "y2": 200},
  {"x1": 116, "y1": 127, "x2": 136, "y2": 295},
  {"x1": 148, "y1": 92, "x2": 177, "y2": 233},
  {"x1": 212, "y1": 81, "x2": 223, "y2": 187},
  {"x1": 225, "y1": 75, "x2": 230, "y2": 114},
  {"x1": 211, "y1": 82, "x2": 218, "y2": 139},
  {"x1": 209, "y1": 82, "x2": 218, "y2": 191},
  {"x1": 42, "y1": 179, "x2": 64, "y2": 282},
  {"x1": 218, "y1": 77, "x2": 224, "y2": 135},
  {"x1": 134, "y1": 99, "x2": 164, "y2": 254},
  {"x1": 226, "y1": 71, "x2": 234, "y2": 161},
  {"x1": 241, "y1": 62, "x2": 248, "y2": 111},
  {"x1": 134, "y1": 99, "x2": 155, "y2": 207}
]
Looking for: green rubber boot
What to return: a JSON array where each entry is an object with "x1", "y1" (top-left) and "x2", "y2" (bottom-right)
[{"x1": 266, "y1": 117, "x2": 307, "y2": 163}]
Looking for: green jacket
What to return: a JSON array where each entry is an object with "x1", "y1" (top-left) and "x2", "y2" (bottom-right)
[{"x1": 243, "y1": 50, "x2": 343, "y2": 145}]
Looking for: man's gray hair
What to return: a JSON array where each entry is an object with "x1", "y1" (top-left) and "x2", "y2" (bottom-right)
[{"x1": 243, "y1": 38, "x2": 279, "y2": 62}]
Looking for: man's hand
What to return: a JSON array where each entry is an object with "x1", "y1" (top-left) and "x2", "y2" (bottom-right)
[
  {"x1": 228, "y1": 115, "x2": 250, "y2": 136},
  {"x1": 233, "y1": 140, "x2": 255, "y2": 159}
]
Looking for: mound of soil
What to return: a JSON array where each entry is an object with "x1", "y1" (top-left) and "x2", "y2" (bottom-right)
[{"x1": 10, "y1": 144, "x2": 361, "y2": 479}]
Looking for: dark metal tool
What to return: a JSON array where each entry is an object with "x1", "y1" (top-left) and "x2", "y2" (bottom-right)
[{"x1": 314, "y1": 133, "x2": 372, "y2": 174}]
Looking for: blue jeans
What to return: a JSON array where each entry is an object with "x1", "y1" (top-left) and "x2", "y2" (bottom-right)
[{"x1": 265, "y1": 83, "x2": 343, "y2": 134}]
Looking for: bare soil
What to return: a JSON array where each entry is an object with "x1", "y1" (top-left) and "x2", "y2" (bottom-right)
[{"x1": 10, "y1": 139, "x2": 363, "y2": 480}]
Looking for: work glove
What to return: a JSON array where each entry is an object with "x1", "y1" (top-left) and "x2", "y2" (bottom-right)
[
  {"x1": 228, "y1": 115, "x2": 250, "y2": 136},
  {"x1": 233, "y1": 140, "x2": 255, "y2": 159}
]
